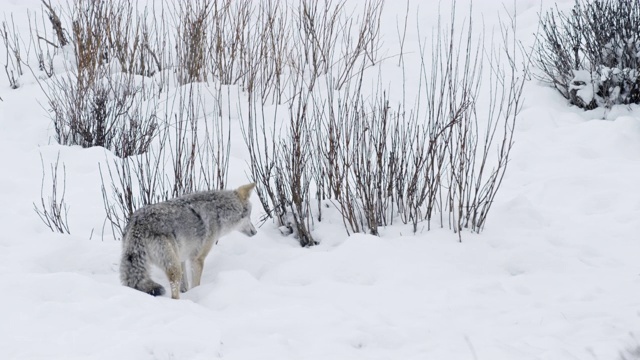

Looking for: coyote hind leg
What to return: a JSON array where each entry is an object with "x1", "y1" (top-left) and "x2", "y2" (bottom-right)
[
  {"x1": 165, "y1": 263, "x2": 182, "y2": 299},
  {"x1": 191, "y1": 257, "x2": 205, "y2": 288},
  {"x1": 154, "y1": 241, "x2": 183, "y2": 299}
]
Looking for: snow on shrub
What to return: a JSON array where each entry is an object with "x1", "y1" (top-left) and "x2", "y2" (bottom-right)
[{"x1": 536, "y1": 0, "x2": 640, "y2": 110}]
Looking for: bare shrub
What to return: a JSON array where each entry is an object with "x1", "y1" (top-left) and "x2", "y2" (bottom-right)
[
  {"x1": 140, "y1": 3, "x2": 171, "y2": 81},
  {"x1": 26, "y1": 0, "x2": 168, "y2": 157},
  {"x1": 239, "y1": 0, "x2": 387, "y2": 245},
  {"x1": 0, "y1": 0, "x2": 168, "y2": 158},
  {"x1": 66, "y1": 0, "x2": 165, "y2": 78},
  {"x1": 33, "y1": 152, "x2": 70, "y2": 234},
  {"x1": 240, "y1": 89, "x2": 278, "y2": 224},
  {"x1": 288, "y1": 0, "x2": 383, "y2": 91},
  {"x1": 244, "y1": 1, "x2": 527, "y2": 244},
  {"x1": 243, "y1": 0, "x2": 291, "y2": 104},
  {"x1": 454, "y1": 11, "x2": 528, "y2": 235},
  {"x1": 27, "y1": 9, "x2": 57, "y2": 78},
  {"x1": 210, "y1": 0, "x2": 251, "y2": 86},
  {"x1": 333, "y1": 0, "x2": 384, "y2": 90},
  {"x1": 7, "y1": 0, "x2": 524, "y2": 245},
  {"x1": 200, "y1": 0, "x2": 288, "y2": 103},
  {"x1": 292, "y1": 0, "x2": 343, "y2": 87},
  {"x1": 241, "y1": 1, "x2": 406, "y2": 242},
  {"x1": 241, "y1": 72, "x2": 317, "y2": 246},
  {"x1": 174, "y1": 0, "x2": 212, "y2": 84},
  {"x1": 45, "y1": 69, "x2": 158, "y2": 158},
  {"x1": 1, "y1": 16, "x2": 24, "y2": 89},
  {"x1": 41, "y1": 0, "x2": 67, "y2": 47},
  {"x1": 275, "y1": 76, "x2": 317, "y2": 246},
  {"x1": 535, "y1": 0, "x2": 640, "y2": 109},
  {"x1": 312, "y1": 74, "x2": 396, "y2": 236},
  {"x1": 406, "y1": 4, "x2": 527, "y2": 239},
  {"x1": 312, "y1": 68, "x2": 455, "y2": 237}
]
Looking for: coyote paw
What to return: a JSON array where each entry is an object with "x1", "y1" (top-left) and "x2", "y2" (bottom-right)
[{"x1": 147, "y1": 285, "x2": 166, "y2": 297}]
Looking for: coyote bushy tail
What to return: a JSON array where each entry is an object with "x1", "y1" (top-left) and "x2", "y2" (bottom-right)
[{"x1": 120, "y1": 229, "x2": 166, "y2": 296}]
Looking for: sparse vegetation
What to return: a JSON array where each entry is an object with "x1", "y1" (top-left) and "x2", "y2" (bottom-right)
[
  {"x1": 7, "y1": 0, "x2": 526, "y2": 244},
  {"x1": 33, "y1": 152, "x2": 70, "y2": 234}
]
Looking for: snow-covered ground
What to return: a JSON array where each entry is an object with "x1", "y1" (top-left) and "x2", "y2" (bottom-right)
[{"x1": 1, "y1": 0, "x2": 639, "y2": 359}]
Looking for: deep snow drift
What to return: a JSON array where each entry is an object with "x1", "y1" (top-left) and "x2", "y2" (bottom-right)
[{"x1": 1, "y1": 0, "x2": 639, "y2": 359}]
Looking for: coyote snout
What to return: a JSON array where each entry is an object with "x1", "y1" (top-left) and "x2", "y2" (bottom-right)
[
  {"x1": 119, "y1": 183, "x2": 257, "y2": 299},
  {"x1": 240, "y1": 220, "x2": 258, "y2": 237}
]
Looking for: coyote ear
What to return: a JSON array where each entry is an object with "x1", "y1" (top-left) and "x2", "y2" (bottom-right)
[{"x1": 236, "y1": 183, "x2": 256, "y2": 201}]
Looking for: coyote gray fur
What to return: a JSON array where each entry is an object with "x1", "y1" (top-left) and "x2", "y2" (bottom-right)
[{"x1": 120, "y1": 183, "x2": 257, "y2": 299}]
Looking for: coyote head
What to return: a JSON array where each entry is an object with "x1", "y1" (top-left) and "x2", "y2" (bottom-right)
[{"x1": 235, "y1": 183, "x2": 257, "y2": 237}]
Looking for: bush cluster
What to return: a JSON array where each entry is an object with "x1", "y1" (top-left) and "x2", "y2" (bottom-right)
[
  {"x1": 536, "y1": 0, "x2": 640, "y2": 109},
  {"x1": 5, "y1": 0, "x2": 527, "y2": 245}
]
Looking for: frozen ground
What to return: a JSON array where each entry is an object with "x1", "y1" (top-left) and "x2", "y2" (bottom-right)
[{"x1": 1, "y1": 0, "x2": 639, "y2": 359}]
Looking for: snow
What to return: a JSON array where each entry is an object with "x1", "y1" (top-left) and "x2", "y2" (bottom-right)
[
  {"x1": 1, "y1": 0, "x2": 640, "y2": 359},
  {"x1": 570, "y1": 69, "x2": 595, "y2": 105}
]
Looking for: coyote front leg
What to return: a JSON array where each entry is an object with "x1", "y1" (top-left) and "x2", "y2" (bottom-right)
[{"x1": 191, "y1": 240, "x2": 214, "y2": 287}]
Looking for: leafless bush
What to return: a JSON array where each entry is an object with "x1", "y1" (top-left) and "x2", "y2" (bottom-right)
[
  {"x1": 9, "y1": 0, "x2": 523, "y2": 245},
  {"x1": 141, "y1": 3, "x2": 171, "y2": 81},
  {"x1": 12, "y1": 0, "x2": 169, "y2": 81},
  {"x1": 240, "y1": 89, "x2": 278, "y2": 224},
  {"x1": 241, "y1": 1, "x2": 401, "y2": 242},
  {"x1": 313, "y1": 74, "x2": 363, "y2": 234},
  {"x1": 1, "y1": 16, "x2": 24, "y2": 89},
  {"x1": 1, "y1": 0, "x2": 168, "y2": 157},
  {"x1": 292, "y1": 0, "x2": 342, "y2": 87},
  {"x1": 107, "y1": 1, "x2": 160, "y2": 77},
  {"x1": 195, "y1": 0, "x2": 287, "y2": 103},
  {"x1": 241, "y1": 71, "x2": 317, "y2": 246},
  {"x1": 431, "y1": 8, "x2": 485, "y2": 237},
  {"x1": 45, "y1": 70, "x2": 159, "y2": 158},
  {"x1": 209, "y1": 0, "x2": 251, "y2": 86},
  {"x1": 312, "y1": 67, "x2": 455, "y2": 237},
  {"x1": 66, "y1": 0, "x2": 166, "y2": 78},
  {"x1": 243, "y1": 0, "x2": 291, "y2": 104},
  {"x1": 454, "y1": 12, "x2": 527, "y2": 235},
  {"x1": 288, "y1": 0, "x2": 383, "y2": 91},
  {"x1": 312, "y1": 73, "x2": 396, "y2": 236},
  {"x1": 333, "y1": 0, "x2": 383, "y2": 90},
  {"x1": 33, "y1": 153, "x2": 70, "y2": 234},
  {"x1": 41, "y1": 0, "x2": 67, "y2": 48},
  {"x1": 392, "y1": 105, "x2": 454, "y2": 235},
  {"x1": 305, "y1": 7, "x2": 468, "y2": 237},
  {"x1": 244, "y1": 1, "x2": 527, "y2": 244},
  {"x1": 174, "y1": 0, "x2": 212, "y2": 84},
  {"x1": 68, "y1": 0, "x2": 107, "y2": 80},
  {"x1": 27, "y1": 9, "x2": 56, "y2": 78},
  {"x1": 409, "y1": 5, "x2": 527, "y2": 239},
  {"x1": 275, "y1": 76, "x2": 317, "y2": 246},
  {"x1": 535, "y1": 0, "x2": 640, "y2": 109}
]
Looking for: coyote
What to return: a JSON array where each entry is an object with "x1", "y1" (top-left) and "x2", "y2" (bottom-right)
[{"x1": 120, "y1": 183, "x2": 257, "y2": 299}]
